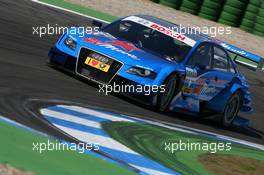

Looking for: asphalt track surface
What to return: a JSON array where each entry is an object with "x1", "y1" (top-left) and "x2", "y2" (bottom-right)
[{"x1": 0, "y1": 0, "x2": 264, "y2": 144}]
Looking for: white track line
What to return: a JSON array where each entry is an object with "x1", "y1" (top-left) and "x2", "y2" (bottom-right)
[
  {"x1": 56, "y1": 124, "x2": 175, "y2": 175},
  {"x1": 41, "y1": 108, "x2": 175, "y2": 175},
  {"x1": 31, "y1": 0, "x2": 110, "y2": 24},
  {"x1": 235, "y1": 59, "x2": 257, "y2": 68},
  {"x1": 53, "y1": 124, "x2": 139, "y2": 155},
  {"x1": 58, "y1": 105, "x2": 135, "y2": 122},
  {"x1": 141, "y1": 118, "x2": 264, "y2": 151},
  {"x1": 131, "y1": 165, "x2": 174, "y2": 175},
  {"x1": 40, "y1": 108, "x2": 138, "y2": 154},
  {"x1": 40, "y1": 108, "x2": 101, "y2": 129},
  {"x1": 125, "y1": 115, "x2": 264, "y2": 150},
  {"x1": 56, "y1": 105, "x2": 264, "y2": 150}
]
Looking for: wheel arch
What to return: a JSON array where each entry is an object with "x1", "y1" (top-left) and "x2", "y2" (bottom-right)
[
  {"x1": 205, "y1": 82, "x2": 243, "y2": 113},
  {"x1": 164, "y1": 71, "x2": 183, "y2": 96},
  {"x1": 155, "y1": 71, "x2": 182, "y2": 110}
]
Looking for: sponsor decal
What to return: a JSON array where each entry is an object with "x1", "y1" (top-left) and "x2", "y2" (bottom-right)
[
  {"x1": 83, "y1": 38, "x2": 101, "y2": 44},
  {"x1": 186, "y1": 67, "x2": 197, "y2": 78},
  {"x1": 110, "y1": 40, "x2": 141, "y2": 52},
  {"x1": 83, "y1": 38, "x2": 139, "y2": 60},
  {"x1": 89, "y1": 52, "x2": 109, "y2": 63},
  {"x1": 150, "y1": 23, "x2": 186, "y2": 41},
  {"x1": 182, "y1": 87, "x2": 192, "y2": 94},
  {"x1": 84, "y1": 57, "x2": 110, "y2": 72},
  {"x1": 193, "y1": 78, "x2": 206, "y2": 94},
  {"x1": 209, "y1": 37, "x2": 254, "y2": 59},
  {"x1": 199, "y1": 83, "x2": 217, "y2": 97},
  {"x1": 185, "y1": 68, "x2": 197, "y2": 87},
  {"x1": 221, "y1": 43, "x2": 248, "y2": 56},
  {"x1": 123, "y1": 16, "x2": 196, "y2": 47},
  {"x1": 209, "y1": 36, "x2": 261, "y2": 64}
]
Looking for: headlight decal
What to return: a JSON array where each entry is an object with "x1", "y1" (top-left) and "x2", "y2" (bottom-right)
[
  {"x1": 64, "y1": 36, "x2": 77, "y2": 50},
  {"x1": 127, "y1": 66, "x2": 157, "y2": 79}
]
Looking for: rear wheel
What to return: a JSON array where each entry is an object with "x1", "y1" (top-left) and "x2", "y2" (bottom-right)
[
  {"x1": 221, "y1": 91, "x2": 241, "y2": 127},
  {"x1": 157, "y1": 74, "x2": 178, "y2": 112}
]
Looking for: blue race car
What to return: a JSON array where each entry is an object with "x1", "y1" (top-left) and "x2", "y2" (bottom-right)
[{"x1": 49, "y1": 15, "x2": 255, "y2": 127}]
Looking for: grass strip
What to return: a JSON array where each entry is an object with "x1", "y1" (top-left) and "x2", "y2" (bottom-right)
[
  {"x1": 103, "y1": 121, "x2": 264, "y2": 175},
  {"x1": 0, "y1": 119, "x2": 136, "y2": 175}
]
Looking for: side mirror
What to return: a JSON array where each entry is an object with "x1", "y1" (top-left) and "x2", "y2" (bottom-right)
[{"x1": 92, "y1": 20, "x2": 103, "y2": 29}]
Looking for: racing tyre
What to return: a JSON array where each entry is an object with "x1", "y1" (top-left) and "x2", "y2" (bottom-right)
[
  {"x1": 180, "y1": 0, "x2": 198, "y2": 9},
  {"x1": 202, "y1": 0, "x2": 222, "y2": 9},
  {"x1": 180, "y1": 0, "x2": 203, "y2": 15},
  {"x1": 249, "y1": 0, "x2": 261, "y2": 6},
  {"x1": 246, "y1": 4, "x2": 259, "y2": 13},
  {"x1": 225, "y1": 0, "x2": 246, "y2": 9},
  {"x1": 157, "y1": 74, "x2": 178, "y2": 112},
  {"x1": 258, "y1": 8, "x2": 264, "y2": 17},
  {"x1": 199, "y1": 6, "x2": 217, "y2": 16},
  {"x1": 262, "y1": 1, "x2": 264, "y2": 8},
  {"x1": 223, "y1": 5, "x2": 243, "y2": 15},
  {"x1": 219, "y1": 11, "x2": 240, "y2": 22},
  {"x1": 240, "y1": 18, "x2": 255, "y2": 28},
  {"x1": 254, "y1": 23, "x2": 264, "y2": 32},
  {"x1": 218, "y1": 18, "x2": 238, "y2": 27},
  {"x1": 243, "y1": 11, "x2": 257, "y2": 21},
  {"x1": 240, "y1": 25, "x2": 253, "y2": 32},
  {"x1": 253, "y1": 30, "x2": 264, "y2": 36},
  {"x1": 159, "y1": 0, "x2": 182, "y2": 9},
  {"x1": 180, "y1": 7, "x2": 197, "y2": 14},
  {"x1": 256, "y1": 16, "x2": 264, "y2": 25},
  {"x1": 221, "y1": 91, "x2": 241, "y2": 127},
  {"x1": 199, "y1": 13, "x2": 217, "y2": 21}
]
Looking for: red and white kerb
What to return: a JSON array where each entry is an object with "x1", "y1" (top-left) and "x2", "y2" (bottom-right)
[{"x1": 123, "y1": 16, "x2": 196, "y2": 47}]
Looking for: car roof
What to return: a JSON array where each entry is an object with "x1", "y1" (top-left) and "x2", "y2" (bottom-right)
[
  {"x1": 135, "y1": 14, "x2": 209, "y2": 42},
  {"x1": 132, "y1": 15, "x2": 262, "y2": 64}
]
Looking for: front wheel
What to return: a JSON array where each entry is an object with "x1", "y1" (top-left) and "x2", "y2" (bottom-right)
[
  {"x1": 221, "y1": 91, "x2": 242, "y2": 127},
  {"x1": 157, "y1": 74, "x2": 178, "y2": 112}
]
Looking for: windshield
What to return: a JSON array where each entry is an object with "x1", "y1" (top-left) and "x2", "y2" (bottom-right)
[{"x1": 102, "y1": 20, "x2": 192, "y2": 62}]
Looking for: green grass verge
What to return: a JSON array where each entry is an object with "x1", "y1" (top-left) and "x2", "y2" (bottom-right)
[
  {"x1": 40, "y1": 0, "x2": 118, "y2": 22},
  {"x1": 0, "y1": 119, "x2": 136, "y2": 175},
  {"x1": 103, "y1": 121, "x2": 264, "y2": 175},
  {"x1": 228, "y1": 52, "x2": 258, "y2": 67}
]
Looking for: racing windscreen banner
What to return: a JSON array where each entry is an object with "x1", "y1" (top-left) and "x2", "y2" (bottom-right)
[{"x1": 123, "y1": 16, "x2": 196, "y2": 47}]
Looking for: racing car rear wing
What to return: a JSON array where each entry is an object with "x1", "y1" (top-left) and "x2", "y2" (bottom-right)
[
  {"x1": 208, "y1": 37, "x2": 264, "y2": 71},
  {"x1": 220, "y1": 42, "x2": 264, "y2": 71}
]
